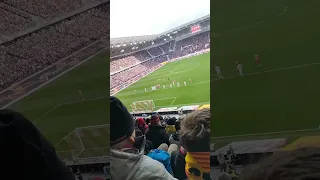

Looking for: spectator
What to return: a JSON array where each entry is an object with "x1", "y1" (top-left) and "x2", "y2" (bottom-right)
[
  {"x1": 169, "y1": 119, "x2": 181, "y2": 145},
  {"x1": 137, "y1": 117, "x2": 148, "y2": 134},
  {"x1": 180, "y1": 108, "x2": 211, "y2": 180},
  {"x1": 219, "y1": 172, "x2": 232, "y2": 180},
  {"x1": 145, "y1": 115, "x2": 171, "y2": 149},
  {"x1": 0, "y1": 109, "x2": 75, "y2": 180},
  {"x1": 166, "y1": 117, "x2": 177, "y2": 134},
  {"x1": 218, "y1": 153, "x2": 227, "y2": 172},
  {"x1": 170, "y1": 146, "x2": 188, "y2": 180},
  {"x1": 110, "y1": 96, "x2": 177, "y2": 180},
  {"x1": 76, "y1": 168, "x2": 83, "y2": 180},
  {"x1": 241, "y1": 147, "x2": 320, "y2": 180}
]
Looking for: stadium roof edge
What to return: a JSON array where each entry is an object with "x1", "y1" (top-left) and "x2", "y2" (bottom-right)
[{"x1": 110, "y1": 14, "x2": 210, "y2": 45}]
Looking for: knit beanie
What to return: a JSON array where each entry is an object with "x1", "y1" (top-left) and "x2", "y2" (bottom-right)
[{"x1": 110, "y1": 96, "x2": 134, "y2": 145}]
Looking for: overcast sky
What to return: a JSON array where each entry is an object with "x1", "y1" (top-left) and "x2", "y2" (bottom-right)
[{"x1": 110, "y1": 0, "x2": 210, "y2": 38}]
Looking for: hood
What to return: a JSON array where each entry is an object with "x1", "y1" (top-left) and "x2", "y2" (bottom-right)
[
  {"x1": 110, "y1": 136, "x2": 146, "y2": 179},
  {"x1": 148, "y1": 124, "x2": 165, "y2": 131},
  {"x1": 0, "y1": 109, "x2": 74, "y2": 180}
]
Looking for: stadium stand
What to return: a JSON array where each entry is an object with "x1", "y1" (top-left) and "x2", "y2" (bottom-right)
[
  {"x1": 110, "y1": 15, "x2": 210, "y2": 93},
  {"x1": 210, "y1": 136, "x2": 320, "y2": 179},
  {"x1": 0, "y1": 2, "x2": 109, "y2": 93},
  {"x1": 0, "y1": 1, "x2": 110, "y2": 179}
]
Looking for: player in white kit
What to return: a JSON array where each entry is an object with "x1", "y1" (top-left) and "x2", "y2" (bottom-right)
[
  {"x1": 170, "y1": 84, "x2": 172, "y2": 88},
  {"x1": 177, "y1": 82, "x2": 180, "y2": 87},
  {"x1": 236, "y1": 62, "x2": 243, "y2": 76},
  {"x1": 215, "y1": 65, "x2": 224, "y2": 79},
  {"x1": 184, "y1": 82, "x2": 186, "y2": 86}
]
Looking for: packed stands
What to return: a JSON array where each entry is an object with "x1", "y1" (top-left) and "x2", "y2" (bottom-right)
[
  {"x1": 0, "y1": 2, "x2": 109, "y2": 92},
  {"x1": 2, "y1": 0, "x2": 102, "y2": 19},
  {"x1": 0, "y1": 3, "x2": 35, "y2": 35},
  {"x1": 110, "y1": 30, "x2": 210, "y2": 89}
]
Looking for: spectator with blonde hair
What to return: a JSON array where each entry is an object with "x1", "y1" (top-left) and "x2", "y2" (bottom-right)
[{"x1": 180, "y1": 108, "x2": 211, "y2": 180}]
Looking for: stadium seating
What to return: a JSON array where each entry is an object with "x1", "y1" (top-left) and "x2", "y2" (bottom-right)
[
  {"x1": 110, "y1": 31, "x2": 210, "y2": 89},
  {"x1": 0, "y1": 3, "x2": 109, "y2": 91}
]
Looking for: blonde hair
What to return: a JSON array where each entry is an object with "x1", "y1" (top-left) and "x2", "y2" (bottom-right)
[{"x1": 180, "y1": 108, "x2": 210, "y2": 152}]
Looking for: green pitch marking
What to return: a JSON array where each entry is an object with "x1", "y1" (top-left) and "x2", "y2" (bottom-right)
[
  {"x1": 7, "y1": 52, "x2": 109, "y2": 160},
  {"x1": 212, "y1": 0, "x2": 320, "y2": 140},
  {"x1": 116, "y1": 53, "x2": 210, "y2": 109}
]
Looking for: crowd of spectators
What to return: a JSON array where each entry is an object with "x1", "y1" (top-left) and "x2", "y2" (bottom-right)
[
  {"x1": 0, "y1": 3, "x2": 35, "y2": 35},
  {"x1": 110, "y1": 31, "x2": 210, "y2": 89},
  {"x1": 0, "y1": 3, "x2": 109, "y2": 92},
  {"x1": 110, "y1": 57, "x2": 167, "y2": 88},
  {"x1": 110, "y1": 51, "x2": 151, "y2": 73},
  {"x1": 110, "y1": 96, "x2": 211, "y2": 179},
  {"x1": 170, "y1": 31, "x2": 210, "y2": 59},
  {"x1": 147, "y1": 46, "x2": 163, "y2": 57},
  {"x1": 1, "y1": 0, "x2": 102, "y2": 20}
]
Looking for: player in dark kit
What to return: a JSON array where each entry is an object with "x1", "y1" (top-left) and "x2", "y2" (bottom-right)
[{"x1": 254, "y1": 54, "x2": 262, "y2": 67}]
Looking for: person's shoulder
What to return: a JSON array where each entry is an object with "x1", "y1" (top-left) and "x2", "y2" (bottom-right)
[{"x1": 136, "y1": 155, "x2": 175, "y2": 179}]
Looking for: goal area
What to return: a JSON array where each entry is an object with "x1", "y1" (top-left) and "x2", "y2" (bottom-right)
[
  {"x1": 130, "y1": 100, "x2": 155, "y2": 112},
  {"x1": 55, "y1": 124, "x2": 110, "y2": 165}
]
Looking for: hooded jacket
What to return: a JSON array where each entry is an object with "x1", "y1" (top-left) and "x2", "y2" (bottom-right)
[
  {"x1": 0, "y1": 109, "x2": 75, "y2": 180},
  {"x1": 110, "y1": 136, "x2": 177, "y2": 180},
  {"x1": 136, "y1": 118, "x2": 148, "y2": 134},
  {"x1": 145, "y1": 124, "x2": 170, "y2": 149}
]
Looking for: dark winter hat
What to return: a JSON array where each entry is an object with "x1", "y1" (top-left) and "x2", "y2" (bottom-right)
[
  {"x1": 110, "y1": 96, "x2": 135, "y2": 145},
  {"x1": 150, "y1": 115, "x2": 160, "y2": 124},
  {"x1": 0, "y1": 109, "x2": 75, "y2": 180}
]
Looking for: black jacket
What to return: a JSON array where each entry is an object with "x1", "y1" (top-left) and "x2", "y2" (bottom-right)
[
  {"x1": 145, "y1": 124, "x2": 170, "y2": 149},
  {"x1": 0, "y1": 109, "x2": 75, "y2": 180},
  {"x1": 170, "y1": 149, "x2": 187, "y2": 180}
]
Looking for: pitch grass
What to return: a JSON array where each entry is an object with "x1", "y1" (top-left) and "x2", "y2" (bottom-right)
[
  {"x1": 8, "y1": 52, "x2": 109, "y2": 159},
  {"x1": 115, "y1": 53, "x2": 210, "y2": 110},
  {"x1": 211, "y1": 0, "x2": 320, "y2": 143}
]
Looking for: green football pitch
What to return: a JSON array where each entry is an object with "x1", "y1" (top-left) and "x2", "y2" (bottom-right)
[
  {"x1": 115, "y1": 53, "x2": 210, "y2": 111},
  {"x1": 6, "y1": 51, "x2": 210, "y2": 160},
  {"x1": 8, "y1": 52, "x2": 110, "y2": 160},
  {"x1": 211, "y1": 0, "x2": 320, "y2": 145}
]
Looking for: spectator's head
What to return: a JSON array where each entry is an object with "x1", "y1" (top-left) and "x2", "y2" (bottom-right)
[
  {"x1": 180, "y1": 108, "x2": 210, "y2": 152},
  {"x1": 241, "y1": 147, "x2": 320, "y2": 180},
  {"x1": 110, "y1": 96, "x2": 137, "y2": 150},
  {"x1": 175, "y1": 119, "x2": 181, "y2": 131},
  {"x1": 136, "y1": 117, "x2": 145, "y2": 126},
  {"x1": 167, "y1": 117, "x2": 177, "y2": 125},
  {"x1": 150, "y1": 115, "x2": 161, "y2": 125},
  {"x1": 0, "y1": 109, "x2": 75, "y2": 180}
]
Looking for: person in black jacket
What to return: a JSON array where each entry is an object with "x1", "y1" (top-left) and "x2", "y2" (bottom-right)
[
  {"x1": 0, "y1": 109, "x2": 75, "y2": 180},
  {"x1": 145, "y1": 115, "x2": 170, "y2": 149},
  {"x1": 170, "y1": 146, "x2": 187, "y2": 180}
]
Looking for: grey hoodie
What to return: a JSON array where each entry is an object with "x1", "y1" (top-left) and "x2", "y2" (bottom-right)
[{"x1": 110, "y1": 137, "x2": 178, "y2": 180}]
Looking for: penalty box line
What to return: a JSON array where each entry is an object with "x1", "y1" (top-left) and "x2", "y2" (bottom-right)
[
  {"x1": 211, "y1": 128, "x2": 320, "y2": 140},
  {"x1": 153, "y1": 97, "x2": 177, "y2": 106},
  {"x1": 213, "y1": 62, "x2": 320, "y2": 81},
  {"x1": 33, "y1": 96, "x2": 108, "y2": 124}
]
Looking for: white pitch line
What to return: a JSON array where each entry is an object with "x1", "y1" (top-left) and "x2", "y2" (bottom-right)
[
  {"x1": 153, "y1": 97, "x2": 177, "y2": 101},
  {"x1": 34, "y1": 96, "x2": 108, "y2": 124},
  {"x1": 58, "y1": 146, "x2": 109, "y2": 153},
  {"x1": 214, "y1": 62, "x2": 320, "y2": 81},
  {"x1": 156, "y1": 101, "x2": 210, "y2": 108},
  {"x1": 211, "y1": 128, "x2": 320, "y2": 140},
  {"x1": 215, "y1": 5, "x2": 288, "y2": 37},
  {"x1": 170, "y1": 97, "x2": 177, "y2": 106}
]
